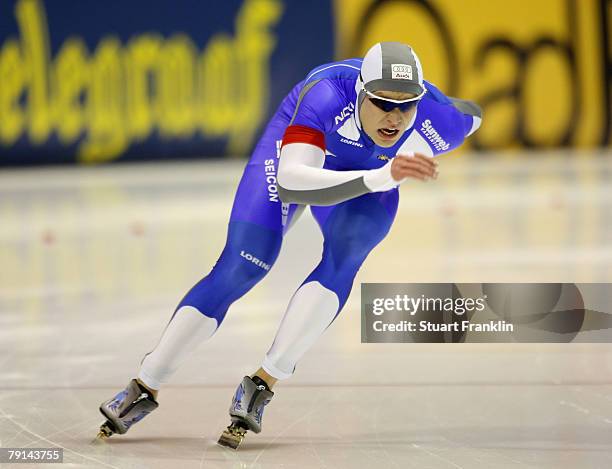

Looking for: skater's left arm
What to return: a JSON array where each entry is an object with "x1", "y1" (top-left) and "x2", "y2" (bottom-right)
[
  {"x1": 450, "y1": 97, "x2": 482, "y2": 139},
  {"x1": 407, "y1": 96, "x2": 483, "y2": 160}
]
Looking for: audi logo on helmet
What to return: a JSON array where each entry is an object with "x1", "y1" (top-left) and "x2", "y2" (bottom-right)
[{"x1": 391, "y1": 63, "x2": 413, "y2": 80}]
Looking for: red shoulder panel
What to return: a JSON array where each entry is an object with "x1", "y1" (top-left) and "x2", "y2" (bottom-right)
[{"x1": 281, "y1": 125, "x2": 325, "y2": 152}]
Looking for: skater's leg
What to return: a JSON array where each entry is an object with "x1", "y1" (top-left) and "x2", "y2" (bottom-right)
[
  {"x1": 137, "y1": 134, "x2": 301, "y2": 392},
  {"x1": 262, "y1": 189, "x2": 399, "y2": 379},
  {"x1": 219, "y1": 190, "x2": 398, "y2": 446},
  {"x1": 138, "y1": 219, "x2": 283, "y2": 390},
  {"x1": 100, "y1": 94, "x2": 306, "y2": 438}
]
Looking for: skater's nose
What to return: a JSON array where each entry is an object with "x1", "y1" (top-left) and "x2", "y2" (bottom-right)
[{"x1": 385, "y1": 108, "x2": 403, "y2": 126}]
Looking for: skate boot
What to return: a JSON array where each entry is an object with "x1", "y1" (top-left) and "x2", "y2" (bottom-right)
[
  {"x1": 218, "y1": 376, "x2": 274, "y2": 449},
  {"x1": 96, "y1": 379, "x2": 159, "y2": 439}
]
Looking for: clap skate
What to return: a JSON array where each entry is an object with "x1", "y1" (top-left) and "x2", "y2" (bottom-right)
[
  {"x1": 96, "y1": 379, "x2": 159, "y2": 440},
  {"x1": 218, "y1": 376, "x2": 274, "y2": 449}
]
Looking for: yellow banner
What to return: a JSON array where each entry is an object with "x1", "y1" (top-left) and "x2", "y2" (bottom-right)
[{"x1": 334, "y1": 0, "x2": 611, "y2": 149}]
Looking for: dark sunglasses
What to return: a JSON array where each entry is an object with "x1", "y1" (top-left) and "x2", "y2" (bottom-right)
[
  {"x1": 362, "y1": 86, "x2": 426, "y2": 113},
  {"x1": 368, "y1": 96, "x2": 419, "y2": 113}
]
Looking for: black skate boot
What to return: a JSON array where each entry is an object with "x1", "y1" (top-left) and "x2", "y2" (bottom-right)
[
  {"x1": 218, "y1": 376, "x2": 274, "y2": 449},
  {"x1": 96, "y1": 379, "x2": 159, "y2": 439}
]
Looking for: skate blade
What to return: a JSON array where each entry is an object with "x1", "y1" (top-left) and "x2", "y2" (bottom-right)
[
  {"x1": 217, "y1": 425, "x2": 247, "y2": 450},
  {"x1": 92, "y1": 422, "x2": 114, "y2": 443}
]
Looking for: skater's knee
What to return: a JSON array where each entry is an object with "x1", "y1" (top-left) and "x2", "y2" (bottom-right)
[
  {"x1": 303, "y1": 232, "x2": 369, "y2": 297},
  {"x1": 221, "y1": 220, "x2": 282, "y2": 283},
  {"x1": 325, "y1": 214, "x2": 390, "y2": 264},
  {"x1": 178, "y1": 252, "x2": 269, "y2": 320},
  {"x1": 177, "y1": 221, "x2": 282, "y2": 321},
  {"x1": 212, "y1": 241, "x2": 275, "y2": 289},
  {"x1": 324, "y1": 230, "x2": 379, "y2": 276}
]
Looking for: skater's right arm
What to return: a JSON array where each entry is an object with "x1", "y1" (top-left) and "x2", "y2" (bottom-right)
[
  {"x1": 277, "y1": 127, "x2": 388, "y2": 206},
  {"x1": 277, "y1": 128, "x2": 437, "y2": 206}
]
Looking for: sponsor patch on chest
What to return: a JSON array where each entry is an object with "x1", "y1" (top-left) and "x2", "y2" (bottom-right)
[
  {"x1": 420, "y1": 119, "x2": 450, "y2": 151},
  {"x1": 334, "y1": 102, "x2": 355, "y2": 125},
  {"x1": 339, "y1": 138, "x2": 363, "y2": 148}
]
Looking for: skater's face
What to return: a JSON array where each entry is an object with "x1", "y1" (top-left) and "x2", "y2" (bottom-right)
[{"x1": 360, "y1": 90, "x2": 419, "y2": 148}]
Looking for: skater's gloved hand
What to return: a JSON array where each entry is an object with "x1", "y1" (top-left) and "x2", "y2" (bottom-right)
[{"x1": 363, "y1": 152, "x2": 438, "y2": 192}]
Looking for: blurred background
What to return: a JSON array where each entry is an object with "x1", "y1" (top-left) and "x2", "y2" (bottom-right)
[
  {"x1": 0, "y1": 0, "x2": 609, "y2": 165},
  {"x1": 1, "y1": 0, "x2": 610, "y2": 313},
  {"x1": 1, "y1": 1, "x2": 611, "y2": 468}
]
